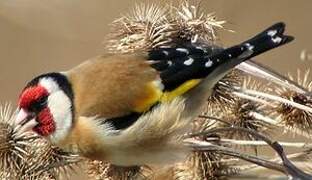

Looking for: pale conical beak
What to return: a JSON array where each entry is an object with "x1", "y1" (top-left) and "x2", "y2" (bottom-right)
[
  {"x1": 14, "y1": 109, "x2": 38, "y2": 136},
  {"x1": 15, "y1": 108, "x2": 28, "y2": 126}
]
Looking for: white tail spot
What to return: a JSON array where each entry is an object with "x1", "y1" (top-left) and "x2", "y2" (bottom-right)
[
  {"x1": 184, "y1": 58, "x2": 194, "y2": 66},
  {"x1": 176, "y1": 48, "x2": 189, "y2": 54},
  {"x1": 245, "y1": 43, "x2": 255, "y2": 50},
  {"x1": 272, "y1": 36, "x2": 282, "y2": 44},
  {"x1": 205, "y1": 60, "x2": 213, "y2": 67},
  {"x1": 162, "y1": 50, "x2": 169, "y2": 56},
  {"x1": 267, "y1": 30, "x2": 277, "y2": 37}
]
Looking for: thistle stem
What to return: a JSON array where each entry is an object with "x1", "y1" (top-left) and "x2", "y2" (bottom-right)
[
  {"x1": 239, "y1": 88, "x2": 312, "y2": 113},
  {"x1": 250, "y1": 111, "x2": 312, "y2": 139},
  {"x1": 241, "y1": 150, "x2": 312, "y2": 173},
  {"x1": 188, "y1": 127, "x2": 312, "y2": 179},
  {"x1": 232, "y1": 91, "x2": 273, "y2": 106},
  {"x1": 249, "y1": 111, "x2": 278, "y2": 125},
  {"x1": 185, "y1": 139, "x2": 287, "y2": 174},
  {"x1": 227, "y1": 174, "x2": 287, "y2": 179},
  {"x1": 237, "y1": 61, "x2": 307, "y2": 94},
  {"x1": 219, "y1": 139, "x2": 312, "y2": 148}
]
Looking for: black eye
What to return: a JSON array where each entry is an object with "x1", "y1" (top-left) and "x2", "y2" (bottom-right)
[{"x1": 29, "y1": 96, "x2": 48, "y2": 113}]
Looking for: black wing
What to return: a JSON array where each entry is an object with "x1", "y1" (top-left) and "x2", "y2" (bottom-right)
[{"x1": 148, "y1": 22, "x2": 293, "y2": 91}]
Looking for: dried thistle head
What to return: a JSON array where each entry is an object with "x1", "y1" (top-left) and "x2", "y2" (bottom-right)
[
  {"x1": 173, "y1": 152, "x2": 218, "y2": 180},
  {"x1": 241, "y1": 75, "x2": 272, "y2": 92},
  {"x1": 106, "y1": 1, "x2": 226, "y2": 53},
  {"x1": 225, "y1": 100, "x2": 267, "y2": 139},
  {"x1": 86, "y1": 160, "x2": 149, "y2": 180},
  {"x1": 0, "y1": 103, "x2": 34, "y2": 175},
  {"x1": 167, "y1": 112, "x2": 236, "y2": 180},
  {"x1": 28, "y1": 139, "x2": 82, "y2": 179},
  {"x1": 172, "y1": 0, "x2": 226, "y2": 44},
  {"x1": 207, "y1": 69, "x2": 243, "y2": 109},
  {"x1": 86, "y1": 160, "x2": 110, "y2": 179},
  {"x1": 221, "y1": 77, "x2": 272, "y2": 140},
  {"x1": 172, "y1": 147, "x2": 237, "y2": 180},
  {"x1": 192, "y1": 119, "x2": 223, "y2": 179},
  {"x1": 288, "y1": 69, "x2": 312, "y2": 92},
  {"x1": 107, "y1": 3, "x2": 174, "y2": 53},
  {"x1": 24, "y1": 140, "x2": 81, "y2": 179},
  {"x1": 273, "y1": 69, "x2": 312, "y2": 134},
  {"x1": 106, "y1": 165, "x2": 147, "y2": 180},
  {"x1": 18, "y1": 171, "x2": 54, "y2": 180},
  {"x1": 0, "y1": 171, "x2": 10, "y2": 180}
]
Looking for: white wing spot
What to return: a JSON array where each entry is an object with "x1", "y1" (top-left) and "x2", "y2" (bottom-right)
[
  {"x1": 245, "y1": 43, "x2": 255, "y2": 50},
  {"x1": 168, "y1": 60, "x2": 173, "y2": 66},
  {"x1": 195, "y1": 46, "x2": 206, "y2": 52},
  {"x1": 162, "y1": 50, "x2": 169, "y2": 56},
  {"x1": 272, "y1": 36, "x2": 282, "y2": 44},
  {"x1": 184, "y1": 58, "x2": 194, "y2": 66},
  {"x1": 216, "y1": 59, "x2": 220, "y2": 62},
  {"x1": 176, "y1": 48, "x2": 189, "y2": 54},
  {"x1": 267, "y1": 30, "x2": 277, "y2": 37},
  {"x1": 205, "y1": 60, "x2": 213, "y2": 67},
  {"x1": 228, "y1": 54, "x2": 232, "y2": 58}
]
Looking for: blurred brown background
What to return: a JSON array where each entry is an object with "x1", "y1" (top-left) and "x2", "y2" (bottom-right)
[{"x1": 0, "y1": 0, "x2": 311, "y2": 103}]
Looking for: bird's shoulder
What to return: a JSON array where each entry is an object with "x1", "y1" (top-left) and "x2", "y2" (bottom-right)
[{"x1": 66, "y1": 54, "x2": 162, "y2": 119}]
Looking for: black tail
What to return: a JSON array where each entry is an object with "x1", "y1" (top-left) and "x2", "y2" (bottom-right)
[
  {"x1": 148, "y1": 22, "x2": 294, "y2": 91},
  {"x1": 240, "y1": 22, "x2": 293, "y2": 59}
]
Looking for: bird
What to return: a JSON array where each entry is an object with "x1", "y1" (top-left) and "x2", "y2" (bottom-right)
[{"x1": 14, "y1": 22, "x2": 293, "y2": 166}]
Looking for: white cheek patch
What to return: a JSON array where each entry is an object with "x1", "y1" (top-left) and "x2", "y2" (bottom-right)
[
  {"x1": 39, "y1": 78, "x2": 60, "y2": 93},
  {"x1": 47, "y1": 90, "x2": 73, "y2": 144}
]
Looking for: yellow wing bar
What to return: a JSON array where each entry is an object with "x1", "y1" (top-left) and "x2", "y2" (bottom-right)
[
  {"x1": 132, "y1": 79, "x2": 201, "y2": 113},
  {"x1": 160, "y1": 79, "x2": 201, "y2": 102}
]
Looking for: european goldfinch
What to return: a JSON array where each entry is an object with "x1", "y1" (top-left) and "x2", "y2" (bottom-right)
[{"x1": 14, "y1": 22, "x2": 293, "y2": 166}]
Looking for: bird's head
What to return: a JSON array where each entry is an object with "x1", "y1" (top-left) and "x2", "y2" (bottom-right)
[{"x1": 15, "y1": 73, "x2": 74, "y2": 143}]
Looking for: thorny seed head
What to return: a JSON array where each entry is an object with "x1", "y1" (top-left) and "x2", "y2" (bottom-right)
[
  {"x1": 172, "y1": 151, "x2": 224, "y2": 180},
  {"x1": 86, "y1": 160, "x2": 149, "y2": 180},
  {"x1": 172, "y1": 1, "x2": 226, "y2": 44},
  {"x1": 18, "y1": 171, "x2": 54, "y2": 180},
  {"x1": 173, "y1": 113, "x2": 237, "y2": 179},
  {"x1": 106, "y1": 1, "x2": 226, "y2": 53},
  {"x1": 107, "y1": 3, "x2": 174, "y2": 53},
  {"x1": 86, "y1": 160, "x2": 110, "y2": 179},
  {"x1": 107, "y1": 165, "x2": 147, "y2": 180},
  {"x1": 273, "y1": 69, "x2": 312, "y2": 134},
  {"x1": 207, "y1": 69, "x2": 243, "y2": 110},
  {"x1": 172, "y1": 145, "x2": 239, "y2": 180},
  {"x1": 223, "y1": 100, "x2": 270, "y2": 140},
  {"x1": 222, "y1": 78, "x2": 272, "y2": 140},
  {"x1": 241, "y1": 75, "x2": 273, "y2": 93},
  {"x1": 0, "y1": 103, "x2": 60, "y2": 179},
  {"x1": 0, "y1": 103, "x2": 33, "y2": 175},
  {"x1": 24, "y1": 140, "x2": 81, "y2": 179}
]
